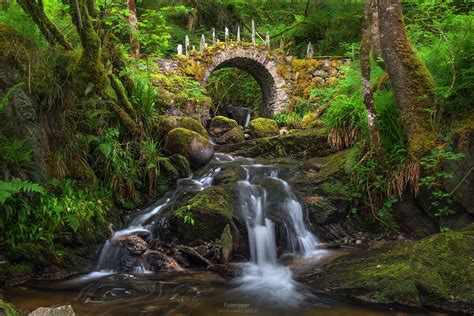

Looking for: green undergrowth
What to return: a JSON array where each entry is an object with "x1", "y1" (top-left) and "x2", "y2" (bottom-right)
[{"x1": 0, "y1": 299, "x2": 19, "y2": 316}]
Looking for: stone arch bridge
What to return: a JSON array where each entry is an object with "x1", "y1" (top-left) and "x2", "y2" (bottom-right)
[{"x1": 156, "y1": 42, "x2": 350, "y2": 119}]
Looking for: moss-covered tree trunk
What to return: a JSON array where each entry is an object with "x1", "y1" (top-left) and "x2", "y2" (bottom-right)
[
  {"x1": 377, "y1": 0, "x2": 438, "y2": 159},
  {"x1": 17, "y1": 0, "x2": 73, "y2": 50},
  {"x1": 61, "y1": 0, "x2": 143, "y2": 138},
  {"x1": 361, "y1": 0, "x2": 381, "y2": 149}
]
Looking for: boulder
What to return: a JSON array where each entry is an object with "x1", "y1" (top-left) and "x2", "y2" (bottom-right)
[
  {"x1": 143, "y1": 250, "x2": 183, "y2": 272},
  {"x1": 209, "y1": 116, "x2": 238, "y2": 138},
  {"x1": 249, "y1": 118, "x2": 279, "y2": 138},
  {"x1": 298, "y1": 224, "x2": 474, "y2": 314},
  {"x1": 155, "y1": 115, "x2": 208, "y2": 139},
  {"x1": 217, "y1": 126, "x2": 245, "y2": 145},
  {"x1": 169, "y1": 154, "x2": 191, "y2": 178},
  {"x1": 29, "y1": 305, "x2": 75, "y2": 316},
  {"x1": 164, "y1": 128, "x2": 214, "y2": 168},
  {"x1": 118, "y1": 235, "x2": 148, "y2": 255},
  {"x1": 171, "y1": 186, "x2": 239, "y2": 251}
]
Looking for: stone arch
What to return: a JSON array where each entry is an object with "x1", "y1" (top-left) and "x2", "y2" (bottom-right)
[{"x1": 202, "y1": 47, "x2": 289, "y2": 118}]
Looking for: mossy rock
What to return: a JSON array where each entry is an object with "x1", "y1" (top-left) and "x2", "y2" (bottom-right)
[
  {"x1": 218, "y1": 128, "x2": 331, "y2": 159},
  {"x1": 301, "y1": 112, "x2": 324, "y2": 129},
  {"x1": 300, "y1": 224, "x2": 474, "y2": 313},
  {"x1": 155, "y1": 115, "x2": 209, "y2": 139},
  {"x1": 164, "y1": 128, "x2": 214, "y2": 168},
  {"x1": 249, "y1": 118, "x2": 279, "y2": 138},
  {"x1": 209, "y1": 116, "x2": 238, "y2": 138},
  {"x1": 169, "y1": 154, "x2": 191, "y2": 178},
  {"x1": 220, "y1": 224, "x2": 233, "y2": 262},
  {"x1": 172, "y1": 186, "x2": 239, "y2": 245},
  {"x1": 217, "y1": 126, "x2": 245, "y2": 145}
]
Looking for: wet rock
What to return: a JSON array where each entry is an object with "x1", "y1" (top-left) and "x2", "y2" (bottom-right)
[
  {"x1": 176, "y1": 245, "x2": 212, "y2": 267},
  {"x1": 227, "y1": 105, "x2": 251, "y2": 126},
  {"x1": 169, "y1": 154, "x2": 191, "y2": 178},
  {"x1": 217, "y1": 126, "x2": 245, "y2": 145},
  {"x1": 29, "y1": 305, "x2": 75, "y2": 316},
  {"x1": 298, "y1": 224, "x2": 474, "y2": 314},
  {"x1": 164, "y1": 128, "x2": 214, "y2": 168},
  {"x1": 119, "y1": 235, "x2": 148, "y2": 255},
  {"x1": 220, "y1": 225, "x2": 233, "y2": 263},
  {"x1": 209, "y1": 116, "x2": 238, "y2": 138},
  {"x1": 249, "y1": 118, "x2": 279, "y2": 138},
  {"x1": 218, "y1": 128, "x2": 331, "y2": 159},
  {"x1": 392, "y1": 197, "x2": 438, "y2": 238},
  {"x1": 171, "y1": 186, "x2": 239, "y2": 249},
  {"x1": 315, "y1": 242, "x2": 341, "y2": 250},
  {"x1": 442, "y1": 132, "x2": 474, "y2": 215},
  {"x1": 144, "y1": 250, "x2": 183, "y2": 272},
  {"x1": 207, "y1": 264, "x2": 241, "y2": 278}
]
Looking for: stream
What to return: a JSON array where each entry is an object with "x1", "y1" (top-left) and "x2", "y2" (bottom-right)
[{"x1": 3, "y1": 154, "x2": 436, "y2": 315}]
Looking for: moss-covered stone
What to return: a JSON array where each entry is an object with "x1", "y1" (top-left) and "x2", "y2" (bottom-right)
[
  {"x1": 217, "y1": 126, "x2": 245, "y2": 145},
  {"x1": 164, "y1": 128, "x2": 214, "y2": 168},
  {"x1": 249, "y1": 118, "x2": 279, "y2": 138},
  {"x1": 209, "y1": 116, "x2": 238, "y2": 138},
  {"x1": 173, "y1": 186, "x2": 237, "y2": 244},
  {"x1": 156, "y1": 115, "x2": 209, "y2": 139},
  {"x1": 218, "y1": 128, "x2": 331, "y2": 159},
  {"x1": 0, "y1": 299, "x2": 19, "y2": 316},
  {"x1": 220, "y1": 224, "x2": 233, "y2": 262},
  {"x1": 300, "y1": 224, "x2": 474, "y2": 313},
  {"x1": 169, "y1": 154, "x2": 191, "y2": 178}
]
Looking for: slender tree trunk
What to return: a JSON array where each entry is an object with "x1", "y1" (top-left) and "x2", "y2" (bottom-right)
[
  {"x1": 370, "y1": 0, "x2": 383, "y2": 66},
  {"x1": 127, "y1": 0, "x2": 140, "y2": 58},
  {"x1": 377, "y1": 0, "x2": 438, "y2": 159},
  {"x1": 17, "y1": 0, "x2": 73, "y2": 50},
  {"x1": 361, "y1": 0, "x2": 381, "y2": 149}
]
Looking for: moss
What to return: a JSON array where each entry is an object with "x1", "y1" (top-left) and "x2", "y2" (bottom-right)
[
  {"x1": 217, "y1": 126, "x2": 245, "y2": 145},
  {"x1": 0, "y1": 300, "x2": 19, "y2": 316},
  {"x1": 249, "y1": 118, "x2": 279, "y2": 138},
  {"x1": 306, "y1": 224, "x2": 474, "y2": 311},
  {"x1": 209, "y1": 116, "x2": 238, "y2": 137},
  {"x1": 213, "y1": 162, "x2": 247, "y2": 185},
  {"x1": 222, "y1": 128, "x2": 330, "y2": 159},
  {"x1": 164, "y1": 128, "x2": 214, "y2": 169},
  {"x1": 173, "y1": 185, "x2": 237, "y2": 244},
  {"x1": 156, "y1": 116, "x2": 208, "y2": 139},
  {"x1": 169, "y1": 154, "x2": 190, "y2": 178},
  {"x1": 321, "y1": 180, "x2": 351, "y2": 198},
  {"x1": 220, "y1": 224, "x2": 233, "y2": 262},
  {"x1": 0, "y1": 23, "x2": 51, "y2": 93}
]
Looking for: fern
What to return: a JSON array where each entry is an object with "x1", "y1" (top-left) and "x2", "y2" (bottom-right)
[
  {"x1": 0, "y1": 179, "x2": 45, "y2": 204},
  {"x1": 0, "y1": 83, "x2": 23, "y2": 112}
]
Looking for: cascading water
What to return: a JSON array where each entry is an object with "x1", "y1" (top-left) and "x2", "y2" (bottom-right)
[
  {"x1": 232, "y1": 163, "x2": 326, "y2": 306},
  {"x1": 81, "y1": 154, "x2": 325, "y2": 306},
  {"x1": 94, "y1": 167, "x2": 221, "y2": 273}
]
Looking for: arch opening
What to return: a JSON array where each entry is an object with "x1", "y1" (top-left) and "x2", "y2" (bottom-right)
[
  {"x1": 207, "y1": 67, "x2": 263, "y2": 126},
  {"x1": 204, "y1": 56, "x2": 281, "y2": 122}
]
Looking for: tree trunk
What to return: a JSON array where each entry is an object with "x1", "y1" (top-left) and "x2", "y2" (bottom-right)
[
  {"x1": 361, "y1": 0, "x2": 381, "y2": 149},
  {"x1": 377, "y1": 0, "x2": 438, "y2": 159},
  {"x1": 17, "y1": 0, "x2": 73, "y2": 50},
  {"x1": 370, "y1": 0, "x2": 383, "y2": 66},
  {"x1": 127, "y1": 0, "x2": 140, "y2": 58}
]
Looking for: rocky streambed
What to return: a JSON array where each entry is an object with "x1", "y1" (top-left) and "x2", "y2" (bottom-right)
[{"x1": 1, "y1": 123, "x2": 473, "y2": 315}]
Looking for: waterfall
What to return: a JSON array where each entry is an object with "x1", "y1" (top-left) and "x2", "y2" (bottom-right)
[
  {"x1": 232, "y1": 163, "x2": 325, "y2": 306},
  {"x1": 94, "y1": 167, "x2": 221, "y2": 273}
]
